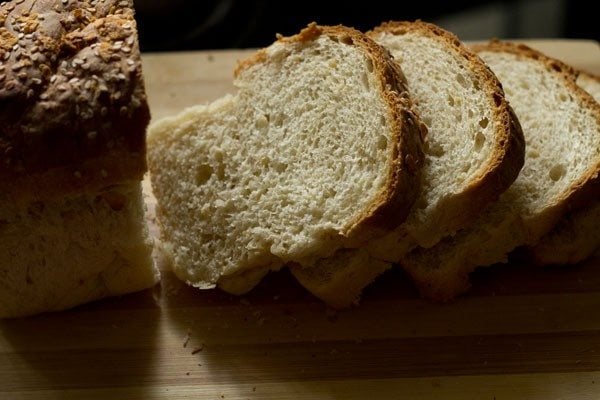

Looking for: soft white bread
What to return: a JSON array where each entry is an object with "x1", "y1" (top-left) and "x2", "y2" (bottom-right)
[
  {"x1": 292, "y1": 21, "x2": 525, "y2": 307},
  {"x1": 0, "y1": 0, "x2": 158, "y2": 318},
  {"x1": 528, "y1": 71, "x2": 600, "y2": 265},
  {"x1": 0, "y1": 185, "x2": 157, "y2": 318},
  {"x1": 402, "y1": 42, "x2": 600, "y2": 301},
  {"x1": 147, "y1": 24, "x2": 425, "y2": 291}
]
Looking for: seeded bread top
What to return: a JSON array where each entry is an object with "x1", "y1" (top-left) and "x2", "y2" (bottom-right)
[{"x1": 0, "y1": 0, "x2": 149, "y2": 201}]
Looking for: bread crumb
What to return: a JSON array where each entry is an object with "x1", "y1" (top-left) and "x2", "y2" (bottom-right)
[{"x1": 191, "y1": 344, "x2": 204, "y2": 354}]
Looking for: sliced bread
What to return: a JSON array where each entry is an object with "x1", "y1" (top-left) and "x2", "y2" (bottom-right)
[
  {"x1": 292, "y1": 21, "x2": 525, "y2": 307},
  {"x1": 528, "y1": 71, "x2": 600, "y2": 265},
  {"x1": 402, "y1": 42, "x2": 600, "y2": 301},
  {"x1": 147, "y1": 24, "x2": 425, "y2": 291}
]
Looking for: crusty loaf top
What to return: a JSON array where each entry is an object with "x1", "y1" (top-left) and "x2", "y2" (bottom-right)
[{"x1": 0, "y1": 0, "x2": 149, "y2": 200}]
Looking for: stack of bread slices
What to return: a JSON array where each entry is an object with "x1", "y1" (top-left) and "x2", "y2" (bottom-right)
[{"x1": 148, "y1": 21, "x2": 599, "y2": 308}]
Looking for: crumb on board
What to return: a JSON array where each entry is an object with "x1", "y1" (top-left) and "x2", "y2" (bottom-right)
[{"x1": 191, "y1": 344, "x2": 204, "y2": 354}]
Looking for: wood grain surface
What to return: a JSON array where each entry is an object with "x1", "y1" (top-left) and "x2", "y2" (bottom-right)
[{"x1": 1, "y1": 39, "x2": 599, "y2": 400}]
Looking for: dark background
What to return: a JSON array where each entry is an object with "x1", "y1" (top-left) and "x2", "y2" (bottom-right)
[{"x1": 133, "y1": 0, "x2": 598, "y2": 52}]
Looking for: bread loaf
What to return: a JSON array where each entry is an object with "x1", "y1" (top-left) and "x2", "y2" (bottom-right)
[{"x1": 0, "y1": 0, "x2": 158, "y2": 318}]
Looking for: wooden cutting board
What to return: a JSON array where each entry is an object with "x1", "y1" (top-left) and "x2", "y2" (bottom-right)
[{"x1": 1, "y1": 40, "x2": 599, "y2": 400}]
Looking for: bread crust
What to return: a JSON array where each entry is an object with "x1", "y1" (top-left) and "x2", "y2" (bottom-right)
[
  {"x1": 370, "y1": 21, "x2": 526, "y2": 245},
  {"x1": 472, "y1": 41, "x2": 600, "y2": 237},
  {"x1": 236, "y1": 23, "x2": 426, "y2": 243},
  {"x1": 0, "y1": 0, "x2": 149, "y2": 202}
]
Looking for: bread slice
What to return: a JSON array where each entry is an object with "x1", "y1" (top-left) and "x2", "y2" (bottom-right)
[
  {"x1": 291, "y1": 21, "x2": 525, "y2": 307},
  {"x1": 147, "y1": 24, "x2": 425, "y2": 291},
  {"x1": 527, "y1": 71, "x2": 600, "y2": 265},
  {"x1": 0, "y1": 0, "x2": 158, "y2": 318},
  {"x1": 401, "y1": 42, "x2": 600, "y2": 301}
]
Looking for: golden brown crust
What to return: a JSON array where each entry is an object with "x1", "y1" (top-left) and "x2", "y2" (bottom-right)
[
  {"x1": 473, "y1": 40, "x2": 600, "y2": 237},
  {"x1": 471, "y1": 39, "x2": 579, "y2": 80},
  {"x1": 0, "y1": 150, "x2": 145, "y2": 203},
  {"x1": 369, "y1": 21, "x2": 525, "y2": 240},
  {"x1": 0, "y1": 0, "x2": 149, "y2": 201},
  {"x1": 234, "y1": 22, "x2": 324, "y2": 77},
  {"x1": 236, "y1": 23, "x2": 426, "y2": 242}
]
